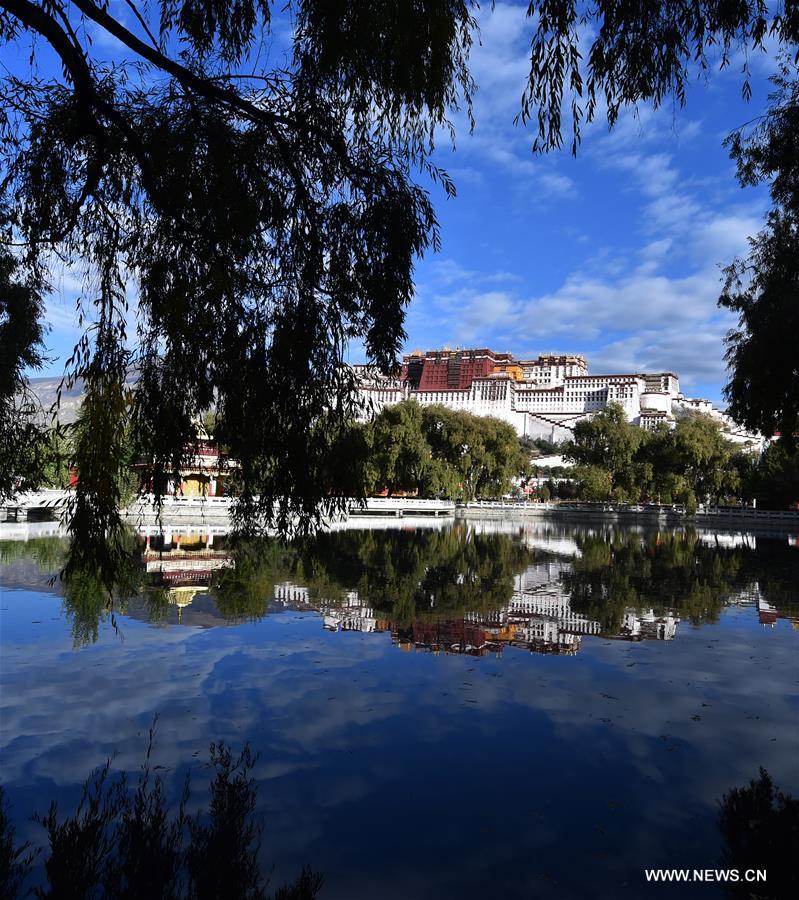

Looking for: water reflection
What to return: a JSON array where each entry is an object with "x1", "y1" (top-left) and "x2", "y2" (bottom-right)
[
  {"x1": 2, "y1": 520, "x2": 797, "y2": 899},
  {"x1": 257, "y1": 526, "x2": 798, "y2": 656},
  {"x1": 3, "y1": 521, "x2": 795, "y2": 654}
]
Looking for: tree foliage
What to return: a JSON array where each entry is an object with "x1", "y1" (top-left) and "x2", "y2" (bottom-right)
[
  {"x1": 355, "y1": 401, "x2": 528, "y2": 499},
  {"x1": 565, "y1": 403, "x2": 641, "y2": 491},
  {"x1": 0, "y1": 0, "x2": 476, "y2": 572},
  {"x1": 0, "y1": 787, "x2": 31, "y2": 900},
  {"x1": 1, "y1": 732, "x2": 321, "y2": 899},
  {"x1": 520, "y1": 1, "x2": 799, "y2": 153},
  {"x1": 215, "y1": 526, "x2": 537, "y2": 627},
  {"x1": 0, "y1": 245, "x2": 48, "y2": 501},
  {"x1": 747, "y1": 438, "x2": 799, "y2": 508},
  {"x1": 563, "y1": 528, "x2": 799, "y2": 631},
  {"x1": 718, "y1": 768, "x2": 799, "y2": 900},
  {"x1": 720, "y1": 65, "x2": 799, "y2": 444},
  {"x1": 564, "y1": 404, "x2": 744, "y2": 506}
]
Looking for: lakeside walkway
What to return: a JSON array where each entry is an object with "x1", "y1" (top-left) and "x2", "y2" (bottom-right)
[
  {"x1": 3, "y1": 491, "x2": 797, "y2": 532},
  {"x1": 460, "y1": 500, "x2": 799, "y2": 529}
]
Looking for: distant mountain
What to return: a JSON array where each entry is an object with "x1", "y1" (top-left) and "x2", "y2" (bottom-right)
[
  {"x1": 26, "y1": 375, "x2": 84, "y2": 424},
  {"x1": 26, "y1": 368, "x2": 140, "y2": 424}
]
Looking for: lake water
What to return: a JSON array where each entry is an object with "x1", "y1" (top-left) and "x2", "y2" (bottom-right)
[{"x1": 1, "y1": 519, "x2": 797, "y2": 899}]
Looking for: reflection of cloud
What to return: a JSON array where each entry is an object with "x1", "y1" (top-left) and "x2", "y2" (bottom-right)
[{"x1": 2, "y1": 530, "x2": 797, "y2": 899}]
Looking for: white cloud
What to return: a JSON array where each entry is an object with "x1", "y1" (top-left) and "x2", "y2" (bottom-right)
[
  {"x1": 409, "y1": 260, "x2": 737, "y2": 394},
  {"x1": 440, "y1": 2, "x2": 579, "y2": 201}
]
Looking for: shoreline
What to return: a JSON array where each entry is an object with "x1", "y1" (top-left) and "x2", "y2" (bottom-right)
[
  {"x1": 3, "y1": 508, "x2": 797, "y2": 543},
  {"x1": 455, "y1": 503, "x2": 799, "y2": 532}
]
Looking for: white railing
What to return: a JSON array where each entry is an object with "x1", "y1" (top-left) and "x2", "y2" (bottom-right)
[
  {"x1": 464, "y1": 499, "x2": 799, "y2": 522},
  {"x1": 9, "y1": 491, "x2": 797, "y2": 523},
  {"x1": 695, "y1": 507, "x2": 799, "y2": 521},
  {"x1": 138, "y1": 523, "x2": 232, "y2": 536},
  {"x1": 466, "y1": 500, "x2": 552, "y2": 510},
  {"x1": 6, "y1": 489, "x2": 71, "y2": 508},
  {"x1": 132, "y1": 493, "x2": 233, "y2": 507},
  {"x1": 350, "y1": 497, "x2": 455, "y2": 511}
]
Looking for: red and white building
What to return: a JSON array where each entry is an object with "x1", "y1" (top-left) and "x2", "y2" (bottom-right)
[{"x1": 352, "y1": 347, "x2": 762, "y2": 448}]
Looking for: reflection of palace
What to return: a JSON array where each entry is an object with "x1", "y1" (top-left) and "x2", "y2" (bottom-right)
[
  {"x1": 130, "y1": 528, "x2": 236, "y2": 626},
  {"x1": 142, "y1": 529, "x2": 233, "y2": 587},
  {"x1": 271, "y1": 557, "x2": 680, "y2": 657},
  {"x1": 726, "y1": 583, "x2": 799, "y2": 629},
  {"x1": 758, "y1": 599, "x2": 799, "y2": 628},
  {"x1": 133, "y1": 524, "x2": 796, "y2": 643}
]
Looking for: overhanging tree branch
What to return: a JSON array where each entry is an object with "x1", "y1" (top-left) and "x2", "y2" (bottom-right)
[{"x1": 1, "y1": 0, "x2": 102, "y2": 138}]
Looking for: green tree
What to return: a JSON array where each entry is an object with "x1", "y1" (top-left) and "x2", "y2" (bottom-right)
[
  {"x1": 0, "y1": 246, "x2": 48, "y2": 501},
  {"x1": 720, "y1": 65, "x2": 799, "y2": 444},
  {"x1": 312, "y1": 414, "x2": 377, "y2": 501},
  {"x1": 671, "y1": 414, "x2": 738, "y2": 504},
  {"x1": 444, "y1": 411, "x2": 527, "y2": 500},
  {"x1": 426, "y1": 407, "x2": 529, "y2": 500},
  {"x1": 369, "y1": 401, "x2": 432, "y2": 496},
  {"x1": 575, "y1": 465, "x2": 613, "y2": 502},
  {"x1": 475, "y1": 416, "x2": 530, "y2": 497},
  {"x1": 731, "y1": 451, "x2": 760, "y2": 505},
  {"x1": 39, "y1": 426, "x2": 73, "y2": 490},
  {"x1": 752, "y1": 439, "x2": 799, "y2": 509},
  {"x1": 362, "y1": 403, "x2": 528, "y2": 500},
  {"x1": 640, "y1": 424, "x2": 680, "y2": 503},
  {"x1": 418, "y1": 405, "x2": 467, "y2": 498},
  {"x1": 566, "y1": 404, "x2": 641, "y2": 472},
  {"x1": 565, "y1": 403, "x2": 642, "y2": 497}
]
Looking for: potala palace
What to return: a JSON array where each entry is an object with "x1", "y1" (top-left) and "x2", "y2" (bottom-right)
[{"x1": 354, "y1": 347, "x2": 761, "y2": 449}]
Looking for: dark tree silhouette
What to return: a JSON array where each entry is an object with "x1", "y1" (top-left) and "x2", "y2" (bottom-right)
[
  {"x1": 718, "y1": 768, "x2": 799, "y2": 899},
  {"x1": 0, "y1": 0, "x2": 476, "y2": 575},
  {"x1": 0, "y1": 787, "x2": 32, "y2": 899},
  {"x1": 0, "y1": 732, "x2": 322, "y2": 899},
  {"x1": 720, "y1": 65, "x2": 799, "y2": 445},
  {"x1": 0, "y1": 246, "x2": 48, "y2": 501}
]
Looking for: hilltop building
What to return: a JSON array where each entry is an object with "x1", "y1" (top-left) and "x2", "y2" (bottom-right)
[{"x1": 353, "y1": 347, "x2": 761, "y2": 448}]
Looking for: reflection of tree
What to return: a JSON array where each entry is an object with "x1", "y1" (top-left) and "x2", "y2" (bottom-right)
[
  {"x1": 214, "y1": 528, "x2": 536, "y2": 626},
  {"x1": 61, "y1": 529, "x2": 143, "y2": 648},
  {"x1": 740, "y1": 539, "x2": 799, "y2": 615},
  {"x1": 718, "y1": 769, "x2": 798, "y2": 900},
  {"x1": 0, "y1": 537, "x2": 66, "y2": 572},
  {"x1": 141, "y1": 588, "x2": 172, "y2": 625},
  {"x1": 0, "y1": 534, "x2": 145, "y2": 647},
  {"x1": 307, "y1": 528, "x2": 535, "y2": 624},
  {"x1": 212, "y1": 541, "x2": 300, "y2": 622},
  {"x1": 562, "y1": 530, "x2": 799, "y2": 633},
  {"x1": 8, "y1": 524, "x2": 797, "y2": 641}
]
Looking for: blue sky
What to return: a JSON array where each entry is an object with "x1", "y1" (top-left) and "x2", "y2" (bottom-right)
[
  {"x1": 33, "y1": 1, "x2": 779, "y2": 406},
  {"x1": 397, "y1": 2, "x2": 780, "y2": 406}
]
